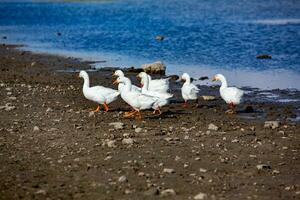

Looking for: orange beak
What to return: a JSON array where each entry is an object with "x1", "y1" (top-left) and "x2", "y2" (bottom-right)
[
  {"x1": 113, "y1": 80, "x2": 119, "y2": 85},
  {"x1": 212, "y1": 77, "x2": 217, "y2": 81}
]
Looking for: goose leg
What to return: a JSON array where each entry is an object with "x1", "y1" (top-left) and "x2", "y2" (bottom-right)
[
  {"x1": 93, "y1": 105, "x2": 101, "y2": 112},
  {"x1": 135, "y1": 111, "x2": 142, "y2": 120},
  {"x1": 125, "y1": 108, "x2": 135, "y2": 115},
  {"x1": 124, "y1": 110, "x2": 137, "y2": 118},
  {"x1": 153, "y1": 108, "x2": 162, "y2": 115},
  {"x1": 104, "y1": 102, "x2": 109, "y2": 112},
  {"x1": 225, "y1": 103, "x2": 235, "y2": 114},
  {"x1": 182, "y1": 101, "x2": 188, "y2": 108}
]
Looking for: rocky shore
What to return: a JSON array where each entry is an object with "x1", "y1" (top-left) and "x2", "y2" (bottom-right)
[{"x1": 0, "y1": 44, "x2": 299, "y2": 200}]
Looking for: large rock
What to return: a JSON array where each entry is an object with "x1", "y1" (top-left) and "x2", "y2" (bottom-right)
[
  {"x1": 256, "y1": 54, "x2": 272, "y2": 59},
  {"x1": 141, "y1": 61, "x2": 166, "y2": 75}
]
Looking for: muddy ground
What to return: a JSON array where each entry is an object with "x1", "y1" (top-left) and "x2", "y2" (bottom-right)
[{"x1": 0, "y1": 44, "x2": 299, "y2": 200}]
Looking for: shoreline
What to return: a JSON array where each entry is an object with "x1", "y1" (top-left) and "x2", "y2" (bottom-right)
[
  {"x1": 0, "y1": 43, "x2": 300, "y2": 200},
  {"x1": 4, "y1": 40, "x2": 300, "y2": 91}
]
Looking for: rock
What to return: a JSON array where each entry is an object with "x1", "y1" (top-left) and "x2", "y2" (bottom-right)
[
  {"x1": 163, "y1": 168, "x2": 175, "y2": 174},
  {"x1": 8, "y1": 96, "x2": 17, "y2": 101},
  {"x1": 194, "y1": 192, "x2": 207, "y2": 200},
  {"x1": 126, "y1": 66, "x2": 144, "y2": 73},
  {"x1": 256, "y1": 164, "x2": 271, "y2": 170},
  {"x1": 256, "y1": 54, "x2": 272, "y2": 59},
  {"x1": 208, "y1": 123, "x2": 219, "y2": 131},
  {"x1": 264, "y1": 121, "x2": 280, "y2": 129},
  {"x1": 109, "y1": 122, "x2": 124, "y2": 130},
  {"x1": 155, "y1": 35, "x2": 164, "y2": 41},
  {"x1": 31, "y1": 62, "x2": 36, "y2": 67},
  {"x1": 135, "y1": 127, "x2": 143, "y2": 133},
  {"x1": 118, "y1": 175, "x2": 127, "y2": 183},
  {"x1": 160, "y1": 189, "x2": 176, "y2": 196},
  {"x1": 35, "y1": 189, "x2": 47, "y2": 195},
  {"x1": 144, "y1": 187, "x2": 159, "y2": 196},
  {"x1": 107, "y1": 140, "x2": 117, "y2": 148},
  {"x1": 245, "y1": 105, "x2": 254, "y2": 113},
  {"x1": 141, "y1": 61, "x2": 166, "y2": 75},
  {"x1": 5, "y1": 105, "x2": 15, "y2": 111},
  {"x1": 202, "y1": 96, "x2": 216, "y2": 101},
  {"x1": 199, "y1": 168, "x2": 207, "y2": 173},
  {"x1": 33, "y1": 126, "x2": 40, "y2": 132},
  {"x1": 46, "y1": 107, "x2": 53, "y2": 113},
  {"x1": 122, "y1": 138, "x2": 134, "y2": 145},
  {"x1": 88, "y1": 111, "x2": 95, "y2": 117},
  {"x1": 199, "y1": 76, "x2": 209, "y2": 81}
]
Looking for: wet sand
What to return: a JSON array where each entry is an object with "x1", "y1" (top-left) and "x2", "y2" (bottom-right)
[{"x1": 0, "y1": 44, "x2": 299, "y2": 200}]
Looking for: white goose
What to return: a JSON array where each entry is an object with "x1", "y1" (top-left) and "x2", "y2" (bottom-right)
[
  {"x1": 140, "y1": 74, "x2": 170, "y2": 93},
  {"x1": 113, "y1": 70, "x2": 141, "y2": 93},
  {"x1": 79, "y1": 70, "x2": 119, "y2": 112},
  {"x1": 212, "y1": 74, "x2": 244, "y2": 113},
  {"x1": 138, "y1": 72, "x2": 173, "y2": 115},
  {"x1": 180, "y1": 73, "x2": 200, "y2": 107},
  {"x1": 113, "y1": 76, "x2": 157, "y2": 119}
]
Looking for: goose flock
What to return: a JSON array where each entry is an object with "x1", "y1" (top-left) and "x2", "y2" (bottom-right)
[{"x1": 79, "y1": 70, "x2": 244, "y2": 118}]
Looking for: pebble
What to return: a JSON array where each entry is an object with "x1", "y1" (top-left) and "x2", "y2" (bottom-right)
[
  {"x1": 122, "y1": 138, "x2": 134, "y2": 145},
  {"x1": 199, "y1": 168, "x2": 207, "y2": 173},
  {"x1": 33, "y1": 126, "x2": 40, "y2": 132},
  {"x1": 135, "y1": 127, "x2": 143, "y2": 133},
  {"x1": 256, "y1": 164, "x2": 271, "y2": 170},
  {"x1": 109, "y1": 122, "x2": 124, "y2": 130},
  {"x1": 231, "y1": 139, "x2": 239, "y2": 143},
  {"x1": 0, "y1": 103, "x2": 16, "y2": 111},
  {"x1": 264, "y1": 121, "x2": 280, "y2": 129},
  {"x1": 144, "y1": 187, "x2": 159, "y2": 196},
  {"x1": 160, "y1": 189, "x2": 176, "y2": 196},
  {"x1": 202, "y1": 96, "x2": 216, "y2": 101},
  {"x1": 138, "y1": 172, "x2": 145, "y2": 176},
  {"x1": 35, "y1": 189, "x2": 46, "y2": 195},
  {"x1": 208, "y1": 123, "x2": 219, "y2": 131},
  {"x1": 163, "y1": 168, "x2": 175, "y2": 174},
  {"x1": 88, "y1": 111, "x2": 95, "y2": 117},
  {"x1": 118, "y1": 175, "x2": 127, "y2": 183},
  {"x1": 194, "y1": 192, "x2": 207, "y2": 200},
  {"x1": 8, "y1": 96, "x2": 17, "y2": 101},
  {"x1": 46, "y1": 107, "x2": 53, "y2": 113},
  {"x1": 107, "y1": 140, "x2": 117, "y2": 148}
]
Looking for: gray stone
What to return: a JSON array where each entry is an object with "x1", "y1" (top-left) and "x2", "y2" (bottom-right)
[
  {"x1": 107, "y1": 140, "x2": 117, "y2": 148},
  {"x1": 109, "y1": 122, "x2": 124, "y2": 130},
  {"x1": 264, "y1": 121, "x2": 280, "y2": 129},
  {"x1": 256, "y1": 164, "x2": 271, "y2": 170},
  {"x1": 144, "y1": 187, "x2": 159, "y2": 196},
  {"x1": 118, "y1": 175, "x2": 127, "y2": 183},
  {"x1": 208, "y1": 123, "x2": 219, "y2": 131},
  {"x1": 135, "y1": 127, "x2": 143, "y2": 133},
  {"x1": 33, "y1": 126, "x2": 40, "y2": 132},
  {"x1": 163, "y1": 168, "x2": 175, "y2": 174},
  {"x1": 202, "y1": 96, "x2": 216, "y2": 101},
  {"x1": 194, "y1": 192, "x2": 207, "y2": 200},
  {"x1": 160, "y1": 189, "x2": 176, "y2": 196},
  {"x1": 122, "y1": 138, "x2": 134, "y2": 145},
  {"x1": 141, "y1": 61, "x2": 166, "y2": 75}
]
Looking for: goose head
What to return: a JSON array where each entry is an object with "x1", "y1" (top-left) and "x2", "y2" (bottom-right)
[
  {"x1": 212, "y1": 74, "x2": 225, "y2": 82},
  {"x1": 179, "y1": 73, "x2": 191, "y2": 83},
  {"x1": 113, "y1": 70, "x2": 124, "y2": 77},
  {"x1": 79, "y1": 70, "x2": 88, "y2": 79}
]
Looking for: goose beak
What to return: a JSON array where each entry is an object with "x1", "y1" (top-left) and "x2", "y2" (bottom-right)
[
  {"x1": 212, "y1": 77, "x2": 217, "y2": 81},
  {"x1": 113, "y1": 80, "x2": 119, "y2": 85}
]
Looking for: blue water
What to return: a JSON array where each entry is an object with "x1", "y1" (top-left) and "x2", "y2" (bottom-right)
[{"x1": 0, "y1": 0, "x2": 300, "y2": 89}]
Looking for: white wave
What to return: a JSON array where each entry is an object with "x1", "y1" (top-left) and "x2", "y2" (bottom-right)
[{"x1": 251, "y1": 19, "x2": 300, "y2": 25}]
